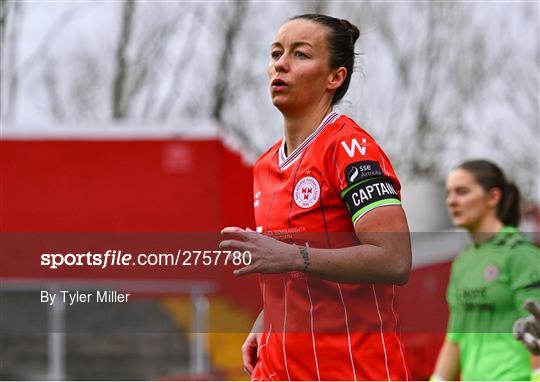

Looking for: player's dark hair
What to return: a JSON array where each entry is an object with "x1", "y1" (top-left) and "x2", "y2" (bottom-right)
[
  {"x1": 458, "y1": 160, "x2": 521, "y2": 226},
  {"x1": 290, "y1": 14, "x2": 359, "y2": 105}
]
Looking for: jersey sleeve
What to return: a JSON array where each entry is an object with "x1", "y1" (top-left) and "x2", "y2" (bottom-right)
[
  {"x1": 507, "y1": 241, "x2": 540, "y2": 316},
  {"x1": 326, "y1": 127, "x2": 402, "y2": 225}
]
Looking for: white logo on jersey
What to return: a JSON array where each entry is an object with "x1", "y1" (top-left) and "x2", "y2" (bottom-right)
[
  {"x1": 254, "y1": 190, "x2": 261, "y2": 207},
  {"x1": 341, "y1": 138, "x2": 367, "y2": 158},
  {"x1": 484, "y1": 264, "x2": 500, "y2": 282},
  {"x1": 294, "y1": 177, "x2": 320, "y2": 209}
]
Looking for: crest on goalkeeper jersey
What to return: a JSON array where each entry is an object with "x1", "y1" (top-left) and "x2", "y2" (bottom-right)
[{"x1": 484, "y1": 264, "x2": 500, "y2": 282}]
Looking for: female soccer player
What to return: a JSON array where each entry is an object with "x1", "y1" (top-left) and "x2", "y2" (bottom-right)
[
  {"x1": 220, "y1": 14, "x2": 411, "y2": 380},
  {"x1": 432, "y1": 160, "x2": 540, "y2": 381}
]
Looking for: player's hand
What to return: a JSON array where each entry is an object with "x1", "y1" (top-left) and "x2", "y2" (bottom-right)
[
  {"x1": 241, "y1": 330, "x2": 262, "y2": 376},
  {"x1": 513, "y1": 299, "x2": 540, "y2": 355},
  {"x1": 220, "y1": 227, "x2": 300, "y2": 276}
]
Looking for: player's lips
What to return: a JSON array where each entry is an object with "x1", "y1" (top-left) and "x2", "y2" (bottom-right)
[
  {"x1": 450, "y1": 210, "x2": 462, "y2": 218},
  {"x1": 271, "y1": 78, "x2": 288, "y2": 90}
]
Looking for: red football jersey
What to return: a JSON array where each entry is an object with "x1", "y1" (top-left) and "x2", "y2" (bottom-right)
[{"x1": 251, "y1": 112, "x2": 409, "y2": 381}]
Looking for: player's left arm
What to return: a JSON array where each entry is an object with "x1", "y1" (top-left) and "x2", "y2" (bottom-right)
[
  {"x1": 220, "y1": 206, "x2": 411, "y2": 284},
  {"x1": 293, "y1": 204, "x2": 411, "y2": 284},
  {"x1": 291, "y1": 128, "x2": 412, "y2": 284}
]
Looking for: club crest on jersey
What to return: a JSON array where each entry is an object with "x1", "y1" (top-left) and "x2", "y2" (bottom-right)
[
  {"x1": 294, "y1": 176, "x2": 320, "y2": 209},
  {"x1": 484, "y1": 264, "x2": 500, "y2": 282}
]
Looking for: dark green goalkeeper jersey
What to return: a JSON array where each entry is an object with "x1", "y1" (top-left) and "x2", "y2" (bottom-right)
[{"x1": 446, "y1": 226, "x2": 540, "y2": 381}]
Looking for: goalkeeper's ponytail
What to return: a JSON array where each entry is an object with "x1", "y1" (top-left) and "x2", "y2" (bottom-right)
[
  {"x1": 499, "y1": 181, "x2": 521, "y2": 227},
  {"x1": 458, "y1": 160, "x2": 521, "y2": 227}
]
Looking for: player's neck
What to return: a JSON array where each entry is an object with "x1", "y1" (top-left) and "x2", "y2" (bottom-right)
[
  {"x1": 469, "y1": 215, "x2": 504, "y2": 245},
  {"x1": 283, "y1": 105, "x2": 333, "y2": 156}
]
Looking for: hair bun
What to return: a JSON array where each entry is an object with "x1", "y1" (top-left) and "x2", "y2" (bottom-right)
[{"x1": 339, "y1": 19, "x2": 360, "y2": 44}]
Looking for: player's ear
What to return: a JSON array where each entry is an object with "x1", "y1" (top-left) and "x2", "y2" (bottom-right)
[
  {"x1": 487, "y1": 187, "x2": 502, "y2": 208},
  {"x1": 327, "y1": 67, "x2": 347, "y2": 91}
]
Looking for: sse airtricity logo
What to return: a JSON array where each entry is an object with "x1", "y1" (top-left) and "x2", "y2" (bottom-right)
[{"x1": 294, "y1": 177, "x2": 320, "y2": 209}]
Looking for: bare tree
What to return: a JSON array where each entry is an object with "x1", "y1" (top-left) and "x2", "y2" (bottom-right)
[
  {"x1": 4, "y1": 3, "x2": 85, "y2": 124},
  {"x1": 479, "y1": 2, "x2": 539, "y2": 197},
  {"x1": 112, "y1": 0, "x2": 136, "y2": 120},
  {"x1": 156, "y1": 3, "x2": 207, "y2": 122},
  {"x1": 0, "y1": 0, "x2": 9, "y2": 56},
  {"x1": 25, "y1": 2, "x2": 201, "y2": 123},
  {"x1": 129, "y1": 3, "x2": 191, "y2": 120},
  {"x1": 0, "y1": 0, "x2": 11, "y2": 121},
  {"x1": 42, "y1": 58, "x2": 64, "y2": 121},
  {"x1": 204, "y1": 0, "x2": 275, "y2": 154},
  {"x1": 1, "y1": 0, "x2": 22, "y2": 123},
  {"x1": 14, "y1": 4, "x2": 82, "y2": 76},
  {"x1": 109, "y1": 2, "x2": 195, "y2": 121},
  {"x1": 211, "y1": 0, "x2": 248, "y2": 124},
  {"x1": 367, "y1": 2, "x2": 488, "y2": 177},
  {"x1": 68, "y1": 51, "x2": 103, "y2": 122}
]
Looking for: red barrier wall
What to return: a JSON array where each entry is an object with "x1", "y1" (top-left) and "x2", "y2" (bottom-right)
[{"x1": 1, "y1": 139, "x2": 254, "y2": 232}]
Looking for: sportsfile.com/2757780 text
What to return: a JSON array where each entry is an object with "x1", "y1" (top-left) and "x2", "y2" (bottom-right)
[{"x1": 40, "y1": 250, "x2": 252, "y2": 269}]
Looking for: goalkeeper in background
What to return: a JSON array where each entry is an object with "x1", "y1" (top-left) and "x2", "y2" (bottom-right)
[{"x1": 432, "y1": 160, "x2": 540, "y2": 381}]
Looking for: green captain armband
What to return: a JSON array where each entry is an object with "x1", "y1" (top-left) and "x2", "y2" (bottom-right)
[
  {"x1": 340, "y1": 177, "x2": 401, "y2": 224},
  {"x1": 532, "y1": 368, "x2": 540, "y2": 381}
]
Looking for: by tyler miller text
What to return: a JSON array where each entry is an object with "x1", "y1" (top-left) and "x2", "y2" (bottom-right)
[{"x1": 41, "y1": 290, "x2": 130, "y2": 306}]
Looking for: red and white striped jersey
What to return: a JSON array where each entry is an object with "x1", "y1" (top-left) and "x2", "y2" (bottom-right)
[{"x1": 251, "y1": 112, "x2": 409, "y2": 381}]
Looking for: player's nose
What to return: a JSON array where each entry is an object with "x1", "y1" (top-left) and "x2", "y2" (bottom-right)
[
  {"x1": 446, "y1": 192, "x2": 458, "y2": 207},
  {"x1": 274, "y1": 53, "x2": 290, "y2": 73}
]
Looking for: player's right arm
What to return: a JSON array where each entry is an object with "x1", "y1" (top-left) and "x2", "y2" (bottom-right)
[
  {"x1": 242, "y1": 310, "x2": 264, "y2": 376},
  {"x1": 432, "y1": 340, "x2": 460, "y2": 381}
]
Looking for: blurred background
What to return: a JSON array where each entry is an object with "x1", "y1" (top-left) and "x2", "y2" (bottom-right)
[{"x1": 1, "y1": 1, "x2": 539, "y2": 380}]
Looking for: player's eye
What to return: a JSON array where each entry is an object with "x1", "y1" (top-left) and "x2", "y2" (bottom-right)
[
  {"x1": 271, "y1": 50, "x2": 282, "y2": 59},
  {"x1": 295, "y1": 51, "x2": 308, "y2": 58}
]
